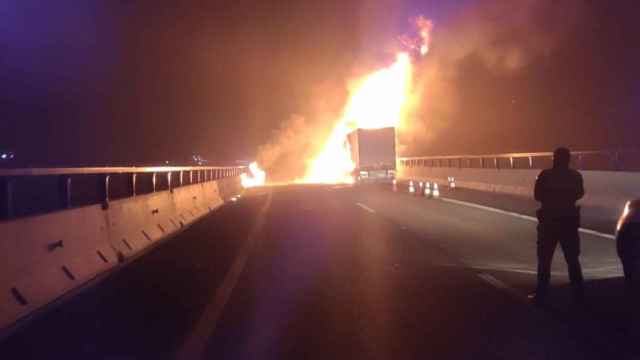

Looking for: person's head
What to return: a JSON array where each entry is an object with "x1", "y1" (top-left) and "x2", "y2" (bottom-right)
[{"x1": 553, "y1": 147, "x2": 571, "y2": 169}]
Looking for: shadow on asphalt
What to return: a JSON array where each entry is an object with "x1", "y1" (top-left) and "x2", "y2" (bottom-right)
[{"x1": 539, "y1": 276, "x2": 639, "y2": 358}]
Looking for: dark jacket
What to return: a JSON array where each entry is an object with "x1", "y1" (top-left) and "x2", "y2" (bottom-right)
[{"x1": 534, "y1": 167, "x2": 584, "y2": 220}]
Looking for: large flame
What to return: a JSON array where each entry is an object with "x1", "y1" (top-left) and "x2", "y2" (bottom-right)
[
  {"x1": 300, "y1": 53, "x2": 414, "y2": 184},
  {"x1": 241, "y1": 162, "x2": 266, "y2": 188}
]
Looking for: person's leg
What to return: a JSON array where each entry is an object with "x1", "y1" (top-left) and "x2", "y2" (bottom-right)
[
  {"x1": 621, "y1": 255, "x2": 633, "y2": 289},
  {"x1": 536, "y1": 223, "x2": 557, "y2": 300},
  {"x1": 560, "y1": 229, "x2": 584, "y2": 301}
]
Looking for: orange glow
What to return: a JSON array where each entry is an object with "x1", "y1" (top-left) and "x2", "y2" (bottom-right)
[
  {"x1": 241, "y1": 162, "x2": 266, "y2": 188},
  {"x1": 299, "y1": 53, "x2": 413, "y2": 184}
]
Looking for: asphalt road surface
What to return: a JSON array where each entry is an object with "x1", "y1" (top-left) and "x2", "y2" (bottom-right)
[{"x1": 0, "y1": 184, "x2": 635, "y2": 359}]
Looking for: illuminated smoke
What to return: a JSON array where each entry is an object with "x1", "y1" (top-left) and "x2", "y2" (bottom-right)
[
  {"x1": 397, "y1": 0, "x2": 587, "y2": 157},
  {"x1": 398, "y1": 16, "x2": 434, "y2": 56},
  {"x1": 253, "y1": 0, "x2": 586, "y2": 182}
]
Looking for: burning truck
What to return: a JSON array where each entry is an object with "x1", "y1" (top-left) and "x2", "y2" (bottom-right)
[
  {"x1": 347, "y1": 127, "x2": 396, "y2": 183},
  {"x1": 298, "y1": 17, "x2": 432, "y2": 185}
]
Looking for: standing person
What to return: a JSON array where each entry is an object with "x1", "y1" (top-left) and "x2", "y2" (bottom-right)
[{"x1": 530, "y1": 147, "x2": 585, "y2": 305}]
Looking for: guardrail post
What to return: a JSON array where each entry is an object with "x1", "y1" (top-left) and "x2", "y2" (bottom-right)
[
  {"x1": 189, "y1": 171, "x2": 193, "y2": 184},
  {"x1": 509, "y1": 157, "x2": 514, "y2": 169},
  {"x1": 528, "y1": 156, "x2": 533, "y2": 169},
  {"x1": 179, "y1": 171, "x2": 184, "y2": 186},
  {"x1": 131, "y1": 173, "x2": 137, "y2": 196},
  {"x1": 102, "y1": 175, "x2": 110, "y2": 209},
  {"x1": 168, "y1": 172, "x2": 173, "y2": 192},
  {"x1": 152, "y1": 172, "x2": 157, "y2": 192},
  {"x1": 1, "y1": 177, "x2": 15, "y2": 218},
  {"x1": 494, "y1": 157, "x2": 499, "y2": 169},
  {"x1": 60, "y1": 175, "x2": 72, "y2": 208},
  {"x1": 480, "y1": 158, "x2": 484, "y2": 169},
  {"x1": 197, "y1": 170, "x2": 201, "y2": 183}
]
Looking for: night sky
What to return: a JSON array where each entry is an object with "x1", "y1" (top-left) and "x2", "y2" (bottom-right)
[{"x1": 1, "y1": 0, "x2": 639, "y2": 167}]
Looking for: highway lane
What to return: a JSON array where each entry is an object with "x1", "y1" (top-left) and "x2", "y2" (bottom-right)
[
  {"x1": 201, "y1": 185, "x2": 605, "y2": 359},
  {"x1": 395, "y1": 182, "x2": 620, "y2": 235},
  {"x1": 352, "y1": 185, "x2": 632, "y2": 351},
  {"x1": 355, "y1": 186, "x2": 622, "y2": 284},
  {"x1": 0, "y1": 184, "x2": 632, "y2": 359}
]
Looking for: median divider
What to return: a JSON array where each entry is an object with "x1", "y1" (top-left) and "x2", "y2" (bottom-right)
[
  {"x1": 0, "y1": 205, "x2": 117, "y2": 333},
  {"x1": 0, "y1": 176, "x2": 242, "y2": 334}
]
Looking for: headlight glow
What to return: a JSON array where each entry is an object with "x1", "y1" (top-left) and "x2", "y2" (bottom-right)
[{"x1": 623, "y1": 202, "x2": 631, "y2": 219}]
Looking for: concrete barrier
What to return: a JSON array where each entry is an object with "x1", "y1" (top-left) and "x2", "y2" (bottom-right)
[
  {"x1": 216, "y1": 176, "x2": 244, "y2": 201},
  {"x1": 399, "y1": 166, "x2": 640, "y2": 214},
  {"x1": 0, "y1": 205, "x2": 117, "y2": 332},
  {"x1": 0, "y1": 176, "x2": 242, "y2": 332}
]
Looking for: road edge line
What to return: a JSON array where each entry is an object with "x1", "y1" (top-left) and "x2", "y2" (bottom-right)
[
  {"x1": 177, "y1": 191, "x2": 273, "y2": 360},
  {"x1": 355, "y1": 202, "x2": 376, "y2": 213},
  {"x1": 439, "y1": 197, "x2": 615, "y2": 240}
]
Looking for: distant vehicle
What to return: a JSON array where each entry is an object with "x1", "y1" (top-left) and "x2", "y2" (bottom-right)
[
  {"x1": 616, "y1": 199, "x2": 640, "y2": 284},
  {"x1": 347, "y1": 127, "x2": 396, "y2": 183}
]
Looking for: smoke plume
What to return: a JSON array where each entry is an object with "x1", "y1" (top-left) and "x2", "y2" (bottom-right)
[
  {"x1": 256, "y1": 0, "x2": 588, "y2": 182},
  {"x1": 399, "y1": 0, "x2": 588, "y2": 156}
]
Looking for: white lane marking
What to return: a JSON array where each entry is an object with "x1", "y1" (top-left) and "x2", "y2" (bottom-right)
[
  {"x1": 356, "y1": 202, "x2": 376, "y2": 213},
  {"x1": 468, "y1": 264, "x2": 623, "y2": 278},
  {"x1": 477, "y1": 273, "x2": 527, "y2": 302},
  {"x1": 579, "y1": 228, "x2": 615, "y2": 240},
  {"x1": 439, "y1": 197, "x2": 615, "y2": 240},
  {"x1": 478, "y1": 273, "x2": 510, "y2": 290},
  {"x1": 178, "y1": 191, "x2": 273, "y2": 360}
]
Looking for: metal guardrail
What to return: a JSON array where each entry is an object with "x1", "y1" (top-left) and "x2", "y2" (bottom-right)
[
  {"x1": 0, "y1": 166, "x2": 241, "y2": 176},
  {"x1": 398, "y1": 150, "x2": 640, "y2": 172},
  {"x1": 0, "y1": 165, "x2": 246, "y2": 220}
]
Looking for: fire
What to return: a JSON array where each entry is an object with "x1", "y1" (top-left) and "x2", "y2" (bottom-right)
[
  {"x1": 241, "y1": 162, "x2": 266, "y2": 188},
  {"x1": 300, "y1": 53, "x2": 414, "y2": 184}
]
